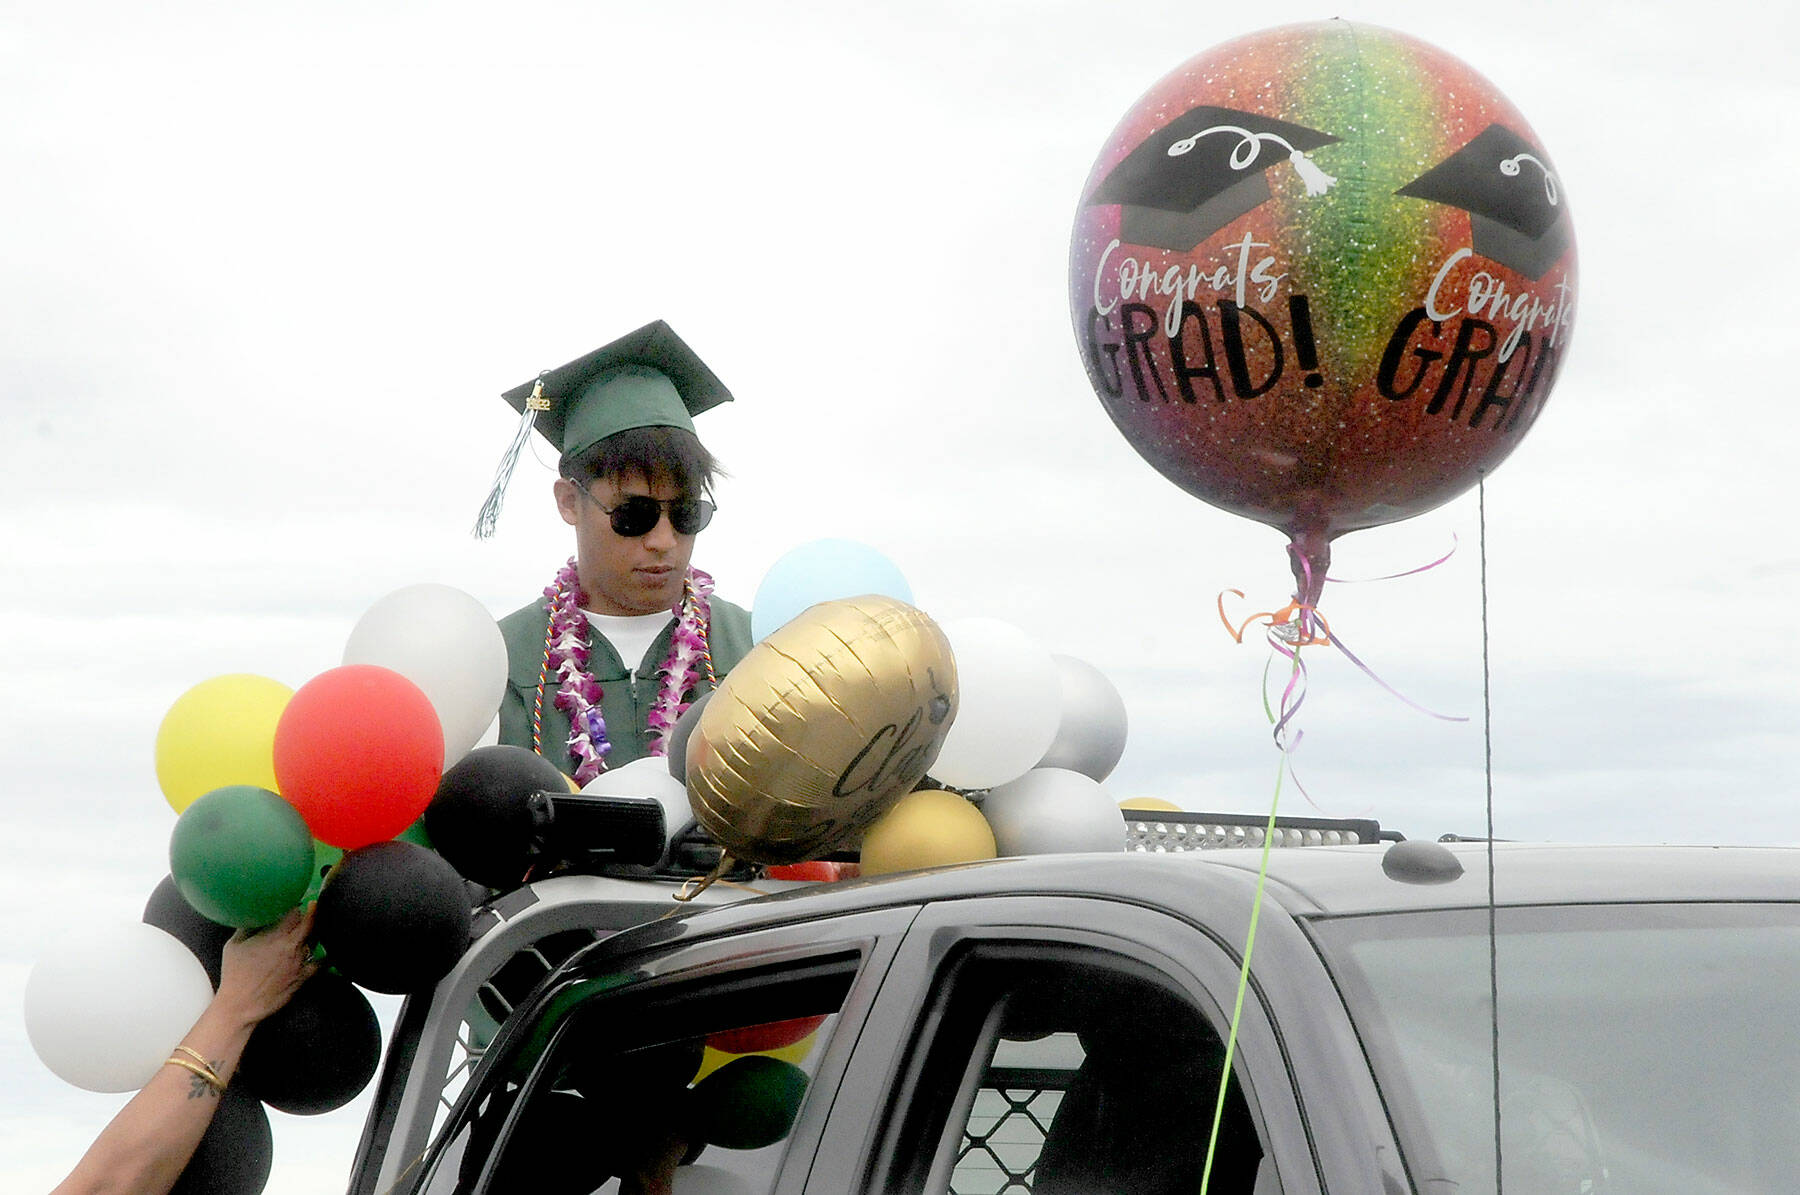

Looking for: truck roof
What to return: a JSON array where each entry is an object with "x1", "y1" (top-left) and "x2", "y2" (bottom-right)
[{"x1": 588, "y1": 842, "x2": 1800, "y2": 956}]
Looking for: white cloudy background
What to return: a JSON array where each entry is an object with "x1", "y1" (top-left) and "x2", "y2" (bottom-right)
[{"x1": 3, "y1": 0, "x2": 1793, "y2": 1189}]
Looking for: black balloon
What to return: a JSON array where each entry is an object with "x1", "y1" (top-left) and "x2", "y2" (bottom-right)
[
  {"x1": 144, "y1": 874, "x2": 234, "y2": 988},
  {"x1": 170, "y1": 1084, "x2": 272, "y2": 1195},
  {"x1": 238, "y1": 971, "x2": 381, "y2": 1115},
  {"x1": 314, "y1": 841, "x2": 471, "y2": 995},
  {"x1": 425, "y1": 745, "x2": 566, "y2": 889},
  {"x1": 667, "y1": 690, "x2": 712, "y2": 784}
]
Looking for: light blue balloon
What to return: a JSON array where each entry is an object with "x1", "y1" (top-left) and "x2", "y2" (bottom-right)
[{"x1": 751, "y1": 539, "x2": 914, "y2": 641}]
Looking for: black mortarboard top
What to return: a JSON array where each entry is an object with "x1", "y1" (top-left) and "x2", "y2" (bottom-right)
[
  {"x1": 1397, "y1": 123, "x2": 1571, "y2": 280},
  {"x1": 472, "y1": 320, "x2": 733, "y2": 538},
  {"x1": 1087, "y1": 105, "x2": 1341, "y2": 252}
]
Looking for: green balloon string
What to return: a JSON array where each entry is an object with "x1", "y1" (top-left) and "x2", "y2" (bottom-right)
[{"x1": 1199, "y1": 706, "x2": 1290, "y2": 1195}]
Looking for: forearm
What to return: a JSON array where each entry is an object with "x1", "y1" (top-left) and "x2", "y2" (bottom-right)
[{"x1": 50, "y1": 1000, "x2": 260, "y2": 1195}]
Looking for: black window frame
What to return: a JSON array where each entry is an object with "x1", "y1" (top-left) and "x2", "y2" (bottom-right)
[{"x1": 864, "y1": 938, "x2": 1271, "y2": 1194}]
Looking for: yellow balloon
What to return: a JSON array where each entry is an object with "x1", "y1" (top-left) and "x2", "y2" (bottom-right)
[
  {"x1": 859, "y1": 788, "x2": 997, "y2": 877},
  {"x1": 692, "y1": 1031, "x2": 819, "y2": 1083},
  {"x1": 154, "y1": 674, "x2": 294, "y2": 813},
  {"x1": 687, "y1": 596, "x2": 957, "y2": 865},
  {"x1": 1119, "y1": 797, "x2": 1183, "y2": 812}
]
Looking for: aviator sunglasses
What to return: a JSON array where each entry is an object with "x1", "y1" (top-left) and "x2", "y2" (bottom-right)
[{"x1": 574, "y1": 486, "x2": 716, "y2": 537}]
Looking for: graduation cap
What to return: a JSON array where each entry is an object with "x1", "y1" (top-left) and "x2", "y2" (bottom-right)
[
  {"x1": 472, "y1": 320, "x2": 733, "y2": 538},
  {"x1": 1397, "y1": 123, "x2": 1571, "y2": 279},
  {"x1": 1087, "y1": 105, "x2": 1341, "y2": 251}
]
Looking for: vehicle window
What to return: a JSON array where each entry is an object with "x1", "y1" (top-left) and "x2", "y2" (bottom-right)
[
  {"x1": 877, "y1": 945, "x2": 1271, "y2": 1194},
  {"x1": 417, "y1": 956, "x2": 856, "y2": 1195},
  {"x1": 1313, "y1": 904, "x2": 1800, "y2": 1194}
]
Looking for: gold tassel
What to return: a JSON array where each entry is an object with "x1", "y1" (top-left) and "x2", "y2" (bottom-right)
[{"x1": 472, "y1": 377, "x2": 550, "y2": 539}]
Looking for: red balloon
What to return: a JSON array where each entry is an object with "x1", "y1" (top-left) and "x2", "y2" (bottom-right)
[
  {"x1": 1068, "y1": 22, "x2": 1577, "y2": 602},
  {"x1": 764, "y1": 860, "x2": 858, "y2": 883},
  {"x1": 707, "y1": 1015, "x2": 827, "y2": 1056},
  {"x1": 273, "y1": 665, "x2": 444, "y2": 849}
]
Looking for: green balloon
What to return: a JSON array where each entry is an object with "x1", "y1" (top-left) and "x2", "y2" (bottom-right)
[
  {"x1": 394, "y1": 816, "x2": 433, "y2": 851},
  {"x1": 170, "y1": 786, "x2": 315, "y2": 928},
  {"x1": 688, "y1": 1055, "x2": 809, "y2": 1150}
]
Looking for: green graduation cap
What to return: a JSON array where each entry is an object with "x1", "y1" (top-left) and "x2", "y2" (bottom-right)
[{"x1": 473, "y1": 320, "x2": 733, "y2": 537}]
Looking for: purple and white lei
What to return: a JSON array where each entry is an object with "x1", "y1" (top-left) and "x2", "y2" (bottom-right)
[{"x1": 542, "y1": 558, "x2": 714, "y2": 784}]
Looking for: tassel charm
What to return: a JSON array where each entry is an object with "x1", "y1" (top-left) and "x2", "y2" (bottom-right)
[
  {"x1": 473, "y1": 376, "x2": 551, "y2": 539},
  {"x1": 1287, "y1": 149, "x2": 1336, "y2": 196}
]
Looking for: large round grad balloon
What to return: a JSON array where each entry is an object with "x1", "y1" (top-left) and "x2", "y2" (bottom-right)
[
  {"x1": 1070, "y1": 21, "x2": 1577, "y2": 602},
  {"x1": 687, "y1": 595, "x2": 957, "y2": 865}
]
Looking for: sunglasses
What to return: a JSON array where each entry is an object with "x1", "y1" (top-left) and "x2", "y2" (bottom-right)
[{"x1": 575, "y1": 487, "x2": 716, "y2": 537}]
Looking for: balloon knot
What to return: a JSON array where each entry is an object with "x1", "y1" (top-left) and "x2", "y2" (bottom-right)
[{"x1": 1217, "y1": 589, "x2": 1332, "y2": 648}]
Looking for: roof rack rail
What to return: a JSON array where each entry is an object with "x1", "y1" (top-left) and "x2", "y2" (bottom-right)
[{"x1": 1122, "y1": 808, "x2": 1400, "y2": 852}]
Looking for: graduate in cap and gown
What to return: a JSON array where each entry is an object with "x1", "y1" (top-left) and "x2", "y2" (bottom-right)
[{"x1": 476, "y1": 321, "x2": 754, "y2": 784}]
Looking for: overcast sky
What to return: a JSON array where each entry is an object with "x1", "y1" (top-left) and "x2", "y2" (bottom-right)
[{"x1": 4, "y1": 0, "x2": 1796, "y2": 1189}]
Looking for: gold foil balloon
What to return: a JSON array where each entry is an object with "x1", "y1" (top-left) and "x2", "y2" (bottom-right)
[{"x1": 686, "y1": 595, "x2": 957, "y2": 865}]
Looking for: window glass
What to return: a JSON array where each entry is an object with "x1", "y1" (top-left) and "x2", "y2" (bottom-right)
[
  {"x1": 418, "y1": 957, "x2": 854, "y2": 1195},
  {"x1": 1313, "y1": 904, "x2": 1800, "y2": 1193},
  {"x1": 886, "y1": 946, "x2": 1271, "y2": 1195}
]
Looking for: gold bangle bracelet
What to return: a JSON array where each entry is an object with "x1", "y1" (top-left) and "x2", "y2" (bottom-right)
[
  {"x1": 170, "y1": 1046, "x2": 228, "y2": 1085},
  {"x1": 165, "y1": 1054, "x2": 226, "y2": 1092},
  {"x1": 170, "y1": 1045, "x2": 215, "y2": 1070}
]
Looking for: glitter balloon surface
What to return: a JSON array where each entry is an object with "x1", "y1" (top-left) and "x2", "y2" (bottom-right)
[{"x1": 1069, "y1": 21, "x2": 1577, "y2": 599}]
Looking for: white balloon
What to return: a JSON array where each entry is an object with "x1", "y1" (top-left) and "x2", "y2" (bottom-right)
[
  {"x1": 582, "y1": 754, "x2": 694, "y2": 857},
  {"x1": 1036, "y1": 654, "x2": 1130, "y2": 781},
  {"x1": 673, "y1": 1164, "x2": 759, "y2": 1194},
  {"x1": 25, "y1": 922, "x2": 214, "y2": 1092},
  {"x1": 930, "y1": 618, "x2": 1061, "y2": 790},
  {"x1": 344, "y1": 583, "x2": 508, "y2": 771},
  {"x1": 473, "y1": 712, "x2": 500, "y2": 750},
  {"x1": 982, "y1": 768, "x2": 1125, "y2": 856}
]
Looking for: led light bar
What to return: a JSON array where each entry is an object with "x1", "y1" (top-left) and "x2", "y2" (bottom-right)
[{"x1": 1122, "y1": 809, "x2": 1392, "y2": 852}]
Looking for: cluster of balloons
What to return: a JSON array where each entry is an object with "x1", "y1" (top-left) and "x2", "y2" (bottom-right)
[
  {"x1": 668, "y1": 539, "x2": 1136, "y2": 873},
  {"x1": 407, "y1": 539, "x2": 1140, "y2": 891},
  {"x1": 26, "y1": 582, "x2": 510, "y2": 1195}
]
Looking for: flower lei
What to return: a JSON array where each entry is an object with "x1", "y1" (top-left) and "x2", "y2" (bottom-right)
[{"x1": 535, "y1": 558, "x2": 716, "y2": 785}]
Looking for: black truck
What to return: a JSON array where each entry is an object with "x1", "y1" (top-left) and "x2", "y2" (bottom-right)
[{"x1": 346, "y1": 815, "x2": 1800, "y2": 1194}]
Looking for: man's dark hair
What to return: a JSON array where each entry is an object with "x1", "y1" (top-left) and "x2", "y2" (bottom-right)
[{"x1": 560, "y1": 425, "x2": 722, "y2": 495}]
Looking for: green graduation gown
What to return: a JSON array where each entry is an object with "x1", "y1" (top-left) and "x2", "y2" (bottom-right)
[{"x1": 497, "y1": 592, "x2": 754, "y2": 780}]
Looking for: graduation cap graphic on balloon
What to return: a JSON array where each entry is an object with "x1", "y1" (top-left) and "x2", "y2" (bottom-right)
[
  {"x1": 1086, "y1": 105, "x2": 1341, "y2": 252},
  {"x1": 1397, "y1": 123, "x2": 1572, "y2": 279}
]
